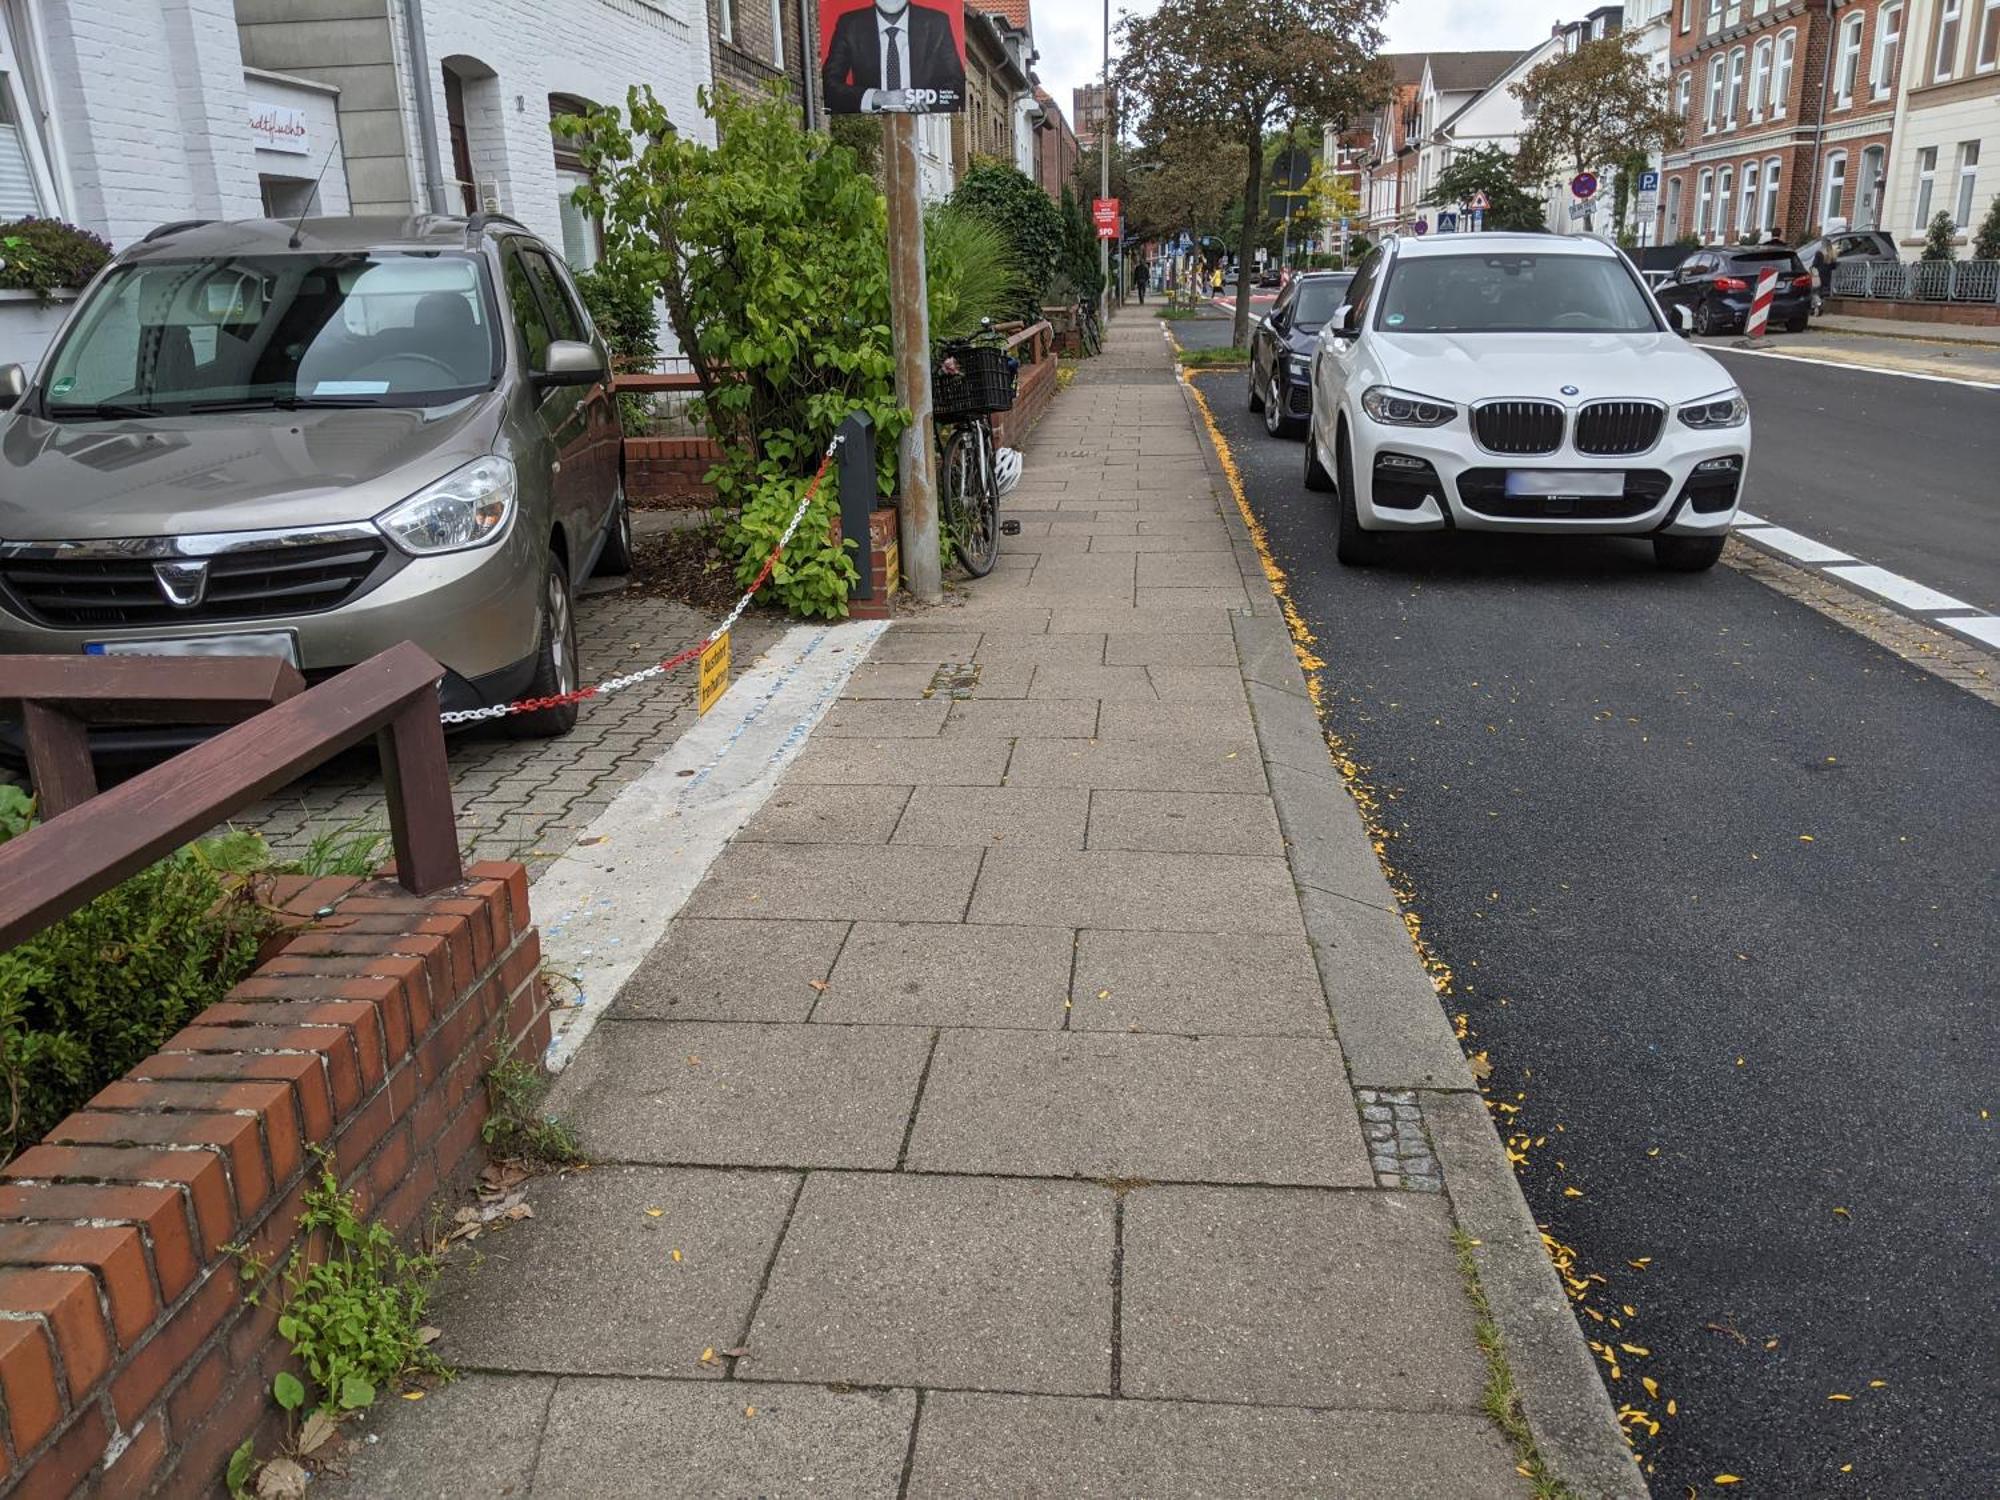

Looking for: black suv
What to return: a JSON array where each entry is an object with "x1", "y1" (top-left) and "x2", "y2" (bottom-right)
[{"x1": 1654, "y1": 246, "x2": 1814, "y2": 335}]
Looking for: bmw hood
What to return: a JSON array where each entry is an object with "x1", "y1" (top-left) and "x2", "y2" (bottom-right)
[
  {"x1": 1368, "y1": 333, "x2": 1737, "y2": 408},
  {"x1": 0, "y1": 394, "x2": 505, "y2": 542}
]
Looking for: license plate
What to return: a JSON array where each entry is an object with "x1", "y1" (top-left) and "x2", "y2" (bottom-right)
[
  {"x1": 86, "y1": 630, "x2": 300, "y2": 666},
  {"x1": 1504, "y1": 470, "x2": 1626, "y2": 499}
]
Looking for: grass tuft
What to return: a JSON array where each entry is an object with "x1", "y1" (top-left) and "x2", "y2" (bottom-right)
[{"x1": 1453, "y1": 1226, "x2": 1578, "y2": 1500}]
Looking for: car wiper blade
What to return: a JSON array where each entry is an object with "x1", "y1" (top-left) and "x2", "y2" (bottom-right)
[
  {"x1": 46, "y1": 401, "x2": 168, "y2": 420},
  {"x1": 183, "y1": 395, "x2": 387, "y2": 413}
]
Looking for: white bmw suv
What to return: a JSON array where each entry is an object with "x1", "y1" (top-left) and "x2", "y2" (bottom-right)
[{"x1": 1307, "y1": 232, "x2": 1749, "y2": 571}]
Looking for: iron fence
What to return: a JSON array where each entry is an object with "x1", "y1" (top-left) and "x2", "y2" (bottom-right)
[{"x1": 1831, "y1": 258, "x2": 2000, "y2": 304}]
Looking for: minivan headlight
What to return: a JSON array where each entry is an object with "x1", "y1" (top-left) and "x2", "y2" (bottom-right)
[
  {"x1": 1676, "y1": 390, "x2": 1748, "y2": 430},
  {"x1": 377, "y1": 456, "x2": 517, "y2": 555},
  {"x1": 1361, "y1": 386, "x2": 1456, "y2": 427}
]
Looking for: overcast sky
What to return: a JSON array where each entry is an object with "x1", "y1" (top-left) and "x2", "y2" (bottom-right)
[{"x1": 1035, "y1": 0, "x2": 1559, "y2": 128}]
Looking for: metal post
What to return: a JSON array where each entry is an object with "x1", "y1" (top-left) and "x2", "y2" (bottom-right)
[
  {"x1": 882, "y1": 113, "x2": 942, "y2": 604},
  {"x1": 399, "y1": 0, "x2": 451, "y2": 215},
  {"x1": 837, "y1": 412, "x2": 879, "y2": 601},
  {"x1": 1099, "y1": 0, "x2": 1111, "y2": 322}
]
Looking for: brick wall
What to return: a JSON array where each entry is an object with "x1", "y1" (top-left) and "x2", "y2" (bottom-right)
[
  {"x1": 0, "y1": 865, "x2": 548, "y2": 1499},
  {"x1": 707, "y1": 0, "x2": 813, "y2": 114},
  {"x1": 991, "y1": 334, "x2": 1057, "y2": 453},
  {"x1": 626, "y1": 436, "x2": 726, "y2": 508}
]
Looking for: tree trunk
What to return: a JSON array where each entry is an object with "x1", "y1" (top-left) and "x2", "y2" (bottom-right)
[{"x1": 1233, "y1": 120, "x2": 1265, "y2": 351}]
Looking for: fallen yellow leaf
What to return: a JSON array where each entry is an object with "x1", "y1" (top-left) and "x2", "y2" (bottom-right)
[
  {"x1": 402, "y1": 1391, "x2": 425, "y2": 1402},
  {"x1": 671, "y1": 1248, "x2": 683, "y2": 1263},
  {"x1": 1628, "y1": 1258, "x2": 1652, "y2": 1270},
  {"x1": 1828, "y1": 1393, "x2": 1852, "y2": 1401},
  {"x1": 1840, "y1": 1464, "x2": 1853, "y2": 1473},
  {"x1": 1621, "y1": 1343, "x2": 1651, "y2": 1357},
  {"x1": 1643, "y1": 1377, "x2": 1660, "y2": 1398},
  {"x1": 645, "y1": 1208, "x2": 664, "y2": 1218},
  {"x1": 744, "y1": 1405, "x2": 757, "y2": 1418},
  {"x1": 1563, "y1": 1186, "x2": 1584, "y2": 1198},
  {"x1": 1097, "y1": 989, "x2": 1111, "y2": 1000},
  {"x1": 700, "y1": 1347, "x2": 716, "y2": 1362},
  {"x1": 1667, "y1": 1398, "x2": 1678, "y2": 1416},
  {"x1": 1868, "y1": 1380, "x2": 1886, "y2": 1388},
  {"x1": 1833, "y1": 1206, "x2": 1851, "y2": 1218},
  {"x1": 1715, "y1": 1477, "x2": 1742, "y2": 1486},
  {"x1": 1799, "y1": 834, "x2": 1815, "y2": 843}
]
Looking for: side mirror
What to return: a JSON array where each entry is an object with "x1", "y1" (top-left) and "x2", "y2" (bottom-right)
[
  {"x1": 1672, "y1": 306, "x2": 1694, "y2": 339},
  {"x1": 535, "y1": 339, "x2": 607, "y2": 387},
  {"x1": 1329, "y1": 305, "x2": 1358, "y2": 339},
  {"x1": 0, "y1": 364, "x2": 24, "y2": 410}
]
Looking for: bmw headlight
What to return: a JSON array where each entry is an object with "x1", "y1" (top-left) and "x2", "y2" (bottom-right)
[
  {"x1": 377, "y1": 456, "x2": 517, "y2": 555},
  {"x1": 1676, "y1": 390, "x2": 1748, "y2": 430},
  {"x1": 1361, "y1": 386, "x2": 1456, "y2": 428}
]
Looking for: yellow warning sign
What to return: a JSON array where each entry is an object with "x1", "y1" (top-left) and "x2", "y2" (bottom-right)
[
  {"x1": 697, "y1": 631, "x2": 731, "y2": 716},
  {"x1": 881, "y1": 539, "x2": 901, "y2": 597}
]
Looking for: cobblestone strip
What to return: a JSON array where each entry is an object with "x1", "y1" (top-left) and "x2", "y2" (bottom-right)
[{"x1": 1357, "y1": 1088, "x2": 1443, "y2": 1193}]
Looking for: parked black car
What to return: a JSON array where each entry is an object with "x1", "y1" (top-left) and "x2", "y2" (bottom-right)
[
  {"x1": 1247, "y1": 271, "x2": 1353, "y2": 439},
  {"x1": 1654, "y1": 246, "x2": 1815, "y2": 335}
]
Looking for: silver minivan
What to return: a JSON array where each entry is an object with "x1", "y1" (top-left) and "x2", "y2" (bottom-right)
[{"x1": 0, "y1": 213, "x2": 631, "y2": 743}]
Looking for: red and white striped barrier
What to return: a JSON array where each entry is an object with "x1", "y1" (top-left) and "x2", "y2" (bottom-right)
[{"x1": 1745, "y1": 266, "x2": 1779, "y2": 341}]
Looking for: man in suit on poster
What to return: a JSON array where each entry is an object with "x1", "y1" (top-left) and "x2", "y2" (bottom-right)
[{"x1": 821, "y1": 0, "x2": 966, "y2": 114}]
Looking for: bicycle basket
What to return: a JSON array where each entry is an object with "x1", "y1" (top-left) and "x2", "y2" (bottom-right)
[{"x1": 933, "y1": 344, "x2": 1017, "y2": 420}]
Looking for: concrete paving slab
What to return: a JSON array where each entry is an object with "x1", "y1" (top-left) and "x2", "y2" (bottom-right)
[
  {"x1": 870, "y1": 631, "x2": 983, "y2": 662},
  {"x1": 1234, "y1": 612, "x2": 1313, "y2": 700},
  {"x1": 534, "y1": 1378, "x2": 916, "y2": 1499},
  {"x1": 1026, "y1": 665, "x2": 1160, "y2": 700},
  {"x1": 1086, "y1": 790, "x2": 1283, "y2": 855},
  {"x1": 552, "y1": 1020, "x2": 932, "y2": 1169},
  {"x1": 905, "y1": 1031, "x2": 1371, "y2": 1186},
  {"x1": 1043, "y1": 608, "x2": 1243, "y2": 636},
  {"x1": 970, "y1": 849, "x2": 1303, "y2": 934},
  {"x1": 323, "y1": 1373, "x2": 548, "y2": 1497},
  {"x1": 1069, "y1": 930, "x2": 1331, "y2": 1037},
  {"x1": 893, "y1": 785, "x2": 1089, "y2": 849},
  {"x1": 1103, "y1": 631, "x2": 1238, "y2": 666},
  {"x1": 682, "y1": 843, "x2": 982, "y2": 923},
  {"x1": 743, "y1": 1173, "x2": 1114, "y2": 1394},
  {"x1": 971, "y1": 632, "x2": 1108, "y2": 665},
  {"x1": 1121, "y1": 1186, "x2": 1490, "y2": 1411},
  {"x1": 939, "y1": 699, "x2": 1099, "y2": 739},
  {"x1": 737, "y1": 784, "x2": 912, "y2": 845},
  {"x1": 843, "y1": 662, "x2": 1033, "y2": 699},
  {"x1": 907, "y1": 1392, "x2": 1532, "y2": 1499},
  {"x1": 1246, "y1": 680, "x2": 1339, "y2": 775},
  {"x1": 1298, "y1": 888, "x2": 1474, "y2": 1093},
  {"x1": 426, "y1": 1166, "x2": 796, "y2": 1376},
  {"x1": 1095, "y1": 699, "x2": 1258, "y2": 743},
  {"x1": 816, "y1": 921, "x2": 1073, "y2": 1029},
  {"x1": 1138, "y1": 553, "x2": 1252, "y2": 589},
  {"x1": 817, "y1": 699, "x2": 949, "y2": 737},
  {"x1": 1136, "y1": 586, "x2": 1253, "y2": 611},
  {"x1": 1085, "y1": 533, "x2": 1234, "y2": 553},
  {"x1": 613, "y1": 919, "x2": 849, "y2": 1023},
  {"x1": 785, "y1": 737, "x2": 1011, "y2": 787},
  {"x1": 1006, "y1": 738, "x2": 1266, "y2": 793}
]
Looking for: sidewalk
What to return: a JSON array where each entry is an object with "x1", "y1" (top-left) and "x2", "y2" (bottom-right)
[{"x1": 327, "y1": 315, "x2": 1638, "y2": 1497}]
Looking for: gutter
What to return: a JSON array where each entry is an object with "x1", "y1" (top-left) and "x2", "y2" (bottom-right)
[{"x1": 398, "y1": 0, "x2": 450, "y2": 215}]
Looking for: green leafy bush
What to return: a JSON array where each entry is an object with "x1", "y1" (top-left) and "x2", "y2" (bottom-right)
[
  {"x1": 0, "y1": 218, "x2": 113, "y2": 296},
  {"x1": 572, "y1": 265, "x2": 660, "y2": 371},
  {"x1": 925, "y1": 202, "x2": 1030, "y2": 341},
  {"x1": 1972, "y1": 196, "x2": 2000, "y2": 262},
  {"x1": 1056, "y1": 185, "x2": 1105, "y2": 310},
  {"x1": 949, "y1": 162, "x2": 1067, "y2": 317}
]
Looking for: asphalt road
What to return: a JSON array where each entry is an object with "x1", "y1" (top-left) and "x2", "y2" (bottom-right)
[{"x1": 1173, "y1": 314, "x2": 2000, "y2": 1495}]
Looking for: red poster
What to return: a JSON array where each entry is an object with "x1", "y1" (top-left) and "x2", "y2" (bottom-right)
[
  {"x1": 819, "y1": 0, "x2": 967, "y2": 115},
  {"x1": 1093, "y1": 198, "x2": 1121, "y2": 241}
]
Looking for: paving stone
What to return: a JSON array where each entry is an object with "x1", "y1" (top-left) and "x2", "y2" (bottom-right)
[
  {"x1": 842, "y1": 662, "x2": 1032, "y2": 700},
  {"x1": 891, "y1": 785, "x2": 1088, "y2": 850},
  {"x1": 905, "y1": 1031, "x2": 1371, "y2": 1186},
  {"x1": 1121, "y1": 1186, "x2": 1491, "y2": 1410},
  {"x1": 1087, "y1": 790, "x2": 1283, "y2": 855},
  {"x1": 869, "y1": 630, "x2": 983, "y2": 662},
  {"x1": 1103, "y1": 631, "x2": 1238, "y2": 666},
  {"x1": 1043, "y1": 608, "x2": 1243, "y2": 636},
  {"x1": 938, "y1": 698, "x2": 1099, "y2": 739},
  {"x1": 1136, "y1": 586, "x2": 1252, "y2": 612},
  {"x1": 425, "y1": 1166, "x2": 796, "y2": 1376},
  {"x1": 744, "y1": 1173, "x2": 1114, "y2": 1394},
  {"x1": 1069, "y1": 930, "x2": 1331, "y2": 1036},
  {"x1": 1146, "y1": 665, "x2": 1249, "y2": 703},
  {"x1": 1025, "y1": 665, "x2": 1159, "y2": 701},
  {"x1": 906, "y1": 1393, "x2": 1532, "y2": 1499},
  {"x1": 321, "y1": 1373, "x2": 548, "y2": 1497},
  {"x1": 1085, "y1": 533, "x2": 1234, "y2": 553},
  {"x1": 785, "y1": 737, "x2": 1011, "y2": 787},
  {"x1": 971, "y1": 849, "x2": 1302, "y2": 934},
  {"x1": 816, "y1": 922, "x2": 1073, "y2": 1028},
  {"x1": 971, "y1": 632, "x2": 1107, "y2": 665},
  {"x1": 816, "y1": 701, "x2": 950, "y2": 739},
  {"x1": 1006, "y1": 738, "x2": 1267, "y2": 793},
  {"x1": 737, "y1": 784, "x2": 912, "y2": 844},
  {"x1": 1139, "y1": 553, "x2": 1254, "y2": 589},
  {"x1": 682, "y1": 843, "x2": 982, "y2": 923},
  {"x1": 552, "y1": 1020, "x2": 932, "y2": 1169},
  {"x1": 613, "y1": 919, "x2": 849, "y2": 1022},
  {"x1": 1095, "y1": 699, "x2": 1258, "y2": 743}
]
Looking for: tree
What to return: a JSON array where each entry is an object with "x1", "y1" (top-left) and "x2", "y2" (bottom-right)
[
  {"x1": 1972, "y1": 196, "x2": 2000, "y2": 262},
  {"x1": 1921, "y1": 209, "x2": 1959, "y2": 262},
  {"x1": 1511, "y1": 35, "x2": 1680, "y2": 234},
  {"x1": 950, "y1": 162, "x2": 1068, "y2": 315},
  {"x1": 1424, "y1": 144, "x2": 1546, "y2": 232},
  {"x1": 1125, "y1": 126, "x2": 1245, "y2": 247},
  {"x1": 1117, "y1": 0, "x2": 1390, "y2": 348},
  {"x1": 1305, "y1": 163, "x2": 1361, "y2": 235}
]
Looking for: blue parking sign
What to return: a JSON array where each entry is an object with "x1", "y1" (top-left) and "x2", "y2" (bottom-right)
[{"x1": 1639, "y1": 170, "x2": 1660, "y2": 193}]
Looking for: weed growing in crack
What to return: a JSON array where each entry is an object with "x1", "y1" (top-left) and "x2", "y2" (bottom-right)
[{"x1": 483, "y1": 1055, "x2": 583, "y2": 1168}]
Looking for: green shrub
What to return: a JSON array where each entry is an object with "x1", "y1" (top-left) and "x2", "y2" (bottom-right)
[
  {"x1": 0, "y1": 217, "x2": 112, "y2": 296},
  {"x1": 1973, "y1": 196, "x2": 2000, "y2": 262},
  {"x1": 924, "y1": 203, "x2": 1031, "y2": 341},
  {"x1": 1921, "y1": 209, "x2": 1959, "y2": 262},
  {"x1": 1057, "y1": 185, "x2": 1105, "y2": 309},
  {"x1": 572, "y1": 265, "x2": 660, "y2": 371},
  {"x1": 949, "y1": 162, "x2": 1067, "y2": 316}
]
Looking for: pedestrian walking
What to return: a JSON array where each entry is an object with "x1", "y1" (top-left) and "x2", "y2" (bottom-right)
[{"x1": 1136, "y1": 268, "x2": 1146, "y2": 305}]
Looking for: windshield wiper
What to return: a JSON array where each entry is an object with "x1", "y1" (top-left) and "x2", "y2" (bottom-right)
[
  {"x1": 47, "y1": 400, "x2": 167, "y2": 421},
  {"x1": 183, "y1": 395, "x2": 388, "y2": 413}
]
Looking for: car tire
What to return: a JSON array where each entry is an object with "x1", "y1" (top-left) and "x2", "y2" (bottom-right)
[
  {"x1": 1695, "y1": 298, "x2": 1717, "y2": 337},
  {"x1": 1785, "y1": 315, "x2": 1809, "y2": 334},
  {"x1": 1304, "y1": 425, "x2": 1336, "y2": 492},
  {"x1": 1264, "y1": 374, "x2": 1286, "y2": 438},
  {"x1": 1248, "y1": 363, "x2": 1265, "y2": 413},
  {"x1": 509, "y1": 557, "x2": 582, "y2": 739},
  {"x1": 1653, "y1": 535, "x2": 1726, "y2": 572},
  {"x1": 1334, "y1": 428, "x2": 1383, "y2": 567},
  {"x1": 592, "y1": 485, "x2": 635, "y2": 577}
]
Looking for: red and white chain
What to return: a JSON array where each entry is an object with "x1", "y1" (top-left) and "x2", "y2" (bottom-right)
[{"x1": 437, "y1": 435, "x2": 844, "y2": 727}]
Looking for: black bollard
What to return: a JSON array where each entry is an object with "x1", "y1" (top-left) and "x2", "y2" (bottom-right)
[{"x1": 836, "y1": 412, "x2": 878, "y2": 601}]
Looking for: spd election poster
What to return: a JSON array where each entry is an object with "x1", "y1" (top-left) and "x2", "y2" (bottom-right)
[{"x1": 820, "y1": 0, "x2": 967, "y2": 114}]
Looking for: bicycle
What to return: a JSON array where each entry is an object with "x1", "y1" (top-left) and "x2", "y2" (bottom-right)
[
  {"x1": 932, "y1": 324, "x2": 1016, "y2": 578},
  {"x1": 1078, "y1": 298, "x2": 1103, "y2": 358}
]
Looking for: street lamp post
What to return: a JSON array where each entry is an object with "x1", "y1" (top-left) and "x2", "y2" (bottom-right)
[{"x1": 1100, "y1": 0, "x2": 1111, "y2": 321}]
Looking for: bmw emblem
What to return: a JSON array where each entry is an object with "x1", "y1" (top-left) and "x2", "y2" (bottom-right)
[{"x1": 1560, "y1": 385, "x2": 1580, "y2": 396}]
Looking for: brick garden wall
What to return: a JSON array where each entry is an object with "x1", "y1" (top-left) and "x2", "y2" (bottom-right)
[
  {"x1": 0, "y1": 865, "x2": 547, "y2": 1499},
  {"x1": 626, "y1": 435, "x2": 726, "y2": 509},
  {"x1": 1823, "y1": 296, "x2": 2000, "y2": 326}
]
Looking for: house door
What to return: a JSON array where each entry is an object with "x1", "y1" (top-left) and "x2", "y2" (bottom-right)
[{"x1": 1856, "y1": 146, "x2": 1885, "y2": 230}]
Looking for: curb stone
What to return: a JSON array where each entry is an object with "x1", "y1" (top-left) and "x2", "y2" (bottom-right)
[{"x1": 1180, "y1": 370, "x2": 1646, "y2": 1498}]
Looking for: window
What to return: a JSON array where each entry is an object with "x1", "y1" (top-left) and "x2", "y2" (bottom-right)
[
  {"x1": 504, "y1": 248, "x2": 556, "y2": 369},
  {"x1": 519, "y1": 247, "x2": 586, "y2": 346},
  {"x1": 1667, "y1": 176, "x2": 1685, "y2": 238},
  {"x1": 1874, "y1": 2, "x2": 1904, "y2": 94},
  {"x1": 1727, "y1": 48, "x2": 1747, "y2": 124},
  {"x1": 1760, "y1": 156, "x2": 1782, "y2": 232},
  {"x1": 1706, "y1": 57, "x2": 1727, "y2": 131},
  {"x1": 1750, "y1": 40, "x2": 1772, "y2": 118},
  {"x1": 770, "y1": 0, "x2": 785, "y2": 68},
  {"x1": 1716, "y1": 165, "x2": 1734, "y2": 239},
  {"x1": 1773, "y1": 30, "x2": 1796, "y2": 116},
  {"x1": 1706, "y1": 0, "x2": 1723, "y2": 34},
  {"x1": 1676, "y1": 72, "x2": 1692, "y2": 122},
  {"x1": 1739, "y1": 160, "x2": 1759, "y2": 233},
  {"x1": 1914, "y1": 145, "x2": 1937, "y2": 227},
  {"x1": 0, "y1": 0, "x2": 59, "y2": 218},
  {"x1": 1821, "y1": 151, "x2": 1847, "y2": 225},
  {"x1": 1374, "y1": 254, "x2": 1661, "y2": 335},
  {"x1": 1979, "y1": 0, "x2": 2000, "y2": 69},
  {"x1": 1836, "y1": 13, "x2": 1865, "y2": 104},
  {"x1": 1955, "y1": 140, "x2": 1980, "y2": 226},
  {"x1": 549, "y1": 95, "x2": 601, "y2": 273},
  {"x1": 1936, "y1": 0, "x2": 1963, "y2": 79},
  {"x1": 1680, "y1": 0, "x2": 1693, "y2": 32},
  {"x1": 718, "y1": 0, "x2": 734, "y2": 44},
  {"x1": 1696, "y1": 169, "x2": 1714, "y2": 236}
]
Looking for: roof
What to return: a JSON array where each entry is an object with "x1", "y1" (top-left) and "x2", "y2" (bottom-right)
[
  {"x1": 121, "y1": 215, "x2": 516, "y2": 260},
  {"x1": 976, "y1": 0, "x2": 1032, "y2": 32},
  {"x1": 1392, "y1": 231, "x2": 1617, "y2": 259},
  {"x1": 1383, "y1": 53, "x2": 1428, "y2": 87},
  {"x1": 1425, "y1": 49, "x2": 1528, "y2": 93}
]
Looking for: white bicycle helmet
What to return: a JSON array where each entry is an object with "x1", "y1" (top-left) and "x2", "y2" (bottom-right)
[{"x1": 994, "y1": 446, "x2": 1024, "y2": 497}]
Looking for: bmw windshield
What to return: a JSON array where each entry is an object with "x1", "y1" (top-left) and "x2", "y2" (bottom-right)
[
  {"x1": 39, "y1": 252, "x2": 501, "y2": 419},
  {"x1": 1376, "y1": 253, "x2": 1663, "y2": 334}
]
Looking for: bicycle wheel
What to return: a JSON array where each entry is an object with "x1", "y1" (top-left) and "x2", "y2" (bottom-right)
[{"x1": 942, "y1": 420, "x2": 999, "y2": 577}]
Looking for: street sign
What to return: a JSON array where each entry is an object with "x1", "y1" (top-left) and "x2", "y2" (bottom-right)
[
  {"x1": 1638, "y1": 170, "x2": 1660, "y2": 194},
  {"x1": 1412, "y1": 219, "x2": 1429, "y2": 236},
  {"x1": 698, "y1": 630, "x2": 731, "y2": 716},
  {"x1": 1468, "y1": 190, "x2": 1491, "y2": 212},
  {"x1": 1437, "y1": 211, "x2": 1459, "y2": 234},
  {"x1": 1092, "y1": 197, "x2": 1120, "y2": 242},
  {"x1": 1571, "y1": 171, "x2": 1600, "y2": 201},
  {"x1": 819, "y1": 0, "x2": 967, "y2": 114}
]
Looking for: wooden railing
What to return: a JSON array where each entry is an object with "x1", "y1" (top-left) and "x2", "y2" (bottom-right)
[
  {"x1": 1007, "y1": 319, "x2": 1055, "y2": 365},
  {"x1": 0, "y1": 642, "x2": 461, "y2": 950}
]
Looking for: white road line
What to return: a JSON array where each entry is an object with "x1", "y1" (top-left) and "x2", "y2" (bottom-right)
[
  {"x1": 1713, "y1": 344, "x2": 2000, "y2": 391},
  {"x1": 1742, "y1": 524, "x2": 1854, "y2": 564},
  {"x1": 1942, "y1": 615, "x2": 2000, "y2": 650},
  {"x1": 1821, "y1": 564, "x2": 1975, "y2": 614}
]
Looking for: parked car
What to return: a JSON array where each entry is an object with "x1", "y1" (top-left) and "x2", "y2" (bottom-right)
[
  {"x1": 1256, "y1": 264, "x2": 1283, "y2": 289},
  {"x1": 1653, "y1": 245, "x2": 1814, "y2": 335},
  {"x1": 1247, "y1": 271, "x2": 1354, "y2": 439},
  {"x1": 1307, "y1": 231, "x2": 1750, "y2": 572},
  {"x1": 0, "y1": 213, "x2": 629, "y2": 750},
  {"x1": 1795, "y1": 228, "x2": 1901, "y2": 310}
]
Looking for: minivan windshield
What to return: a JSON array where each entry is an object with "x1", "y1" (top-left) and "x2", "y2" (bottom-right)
[
  {"x1": 1376, "y1": 253, "x2": 1660, "y2": 334},
  {"x1": 40, "y1": 252, "x2": 499, "y2": 418}
]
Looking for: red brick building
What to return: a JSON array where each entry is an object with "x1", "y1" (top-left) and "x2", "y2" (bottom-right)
[
  {"x1": 1032, "y1": 86, "x2": 1081, "y2": 201},
  {"x1": 1661, "y1": 0, "x2": 1906, "y2": 246}
]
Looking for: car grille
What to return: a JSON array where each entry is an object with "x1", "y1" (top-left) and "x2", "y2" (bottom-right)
[
  {"x1": 1473, "y1": 400, "x2": 1565, "y2": 456},
  {"x1": 0, "y1": 537, "x2": 392, "y2": 630},
  {"x1": 1287, "y1": 383, "x2": 1313, "y2": 418},
  {"x1": 1456, "y1": 469, "x2": 1672, "y2": 520},
  {"x1": 1574, "y1": 401, "x2": 1665, "y2": 456}
]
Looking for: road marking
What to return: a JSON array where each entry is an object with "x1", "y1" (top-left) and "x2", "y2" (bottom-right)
[
  {"x1": 1821, "y1": 564, "x2": 1975, "y2": 614},
  {"x1": 1943, "y1": 614, "x2": 2000, "y2": 650},
  {"x1": 1735, "y1": 523, "x2": 1853, "y2": 564},
  {"x1": 1713, "y1": 344, "x2": 2000, "y2": 391}
]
